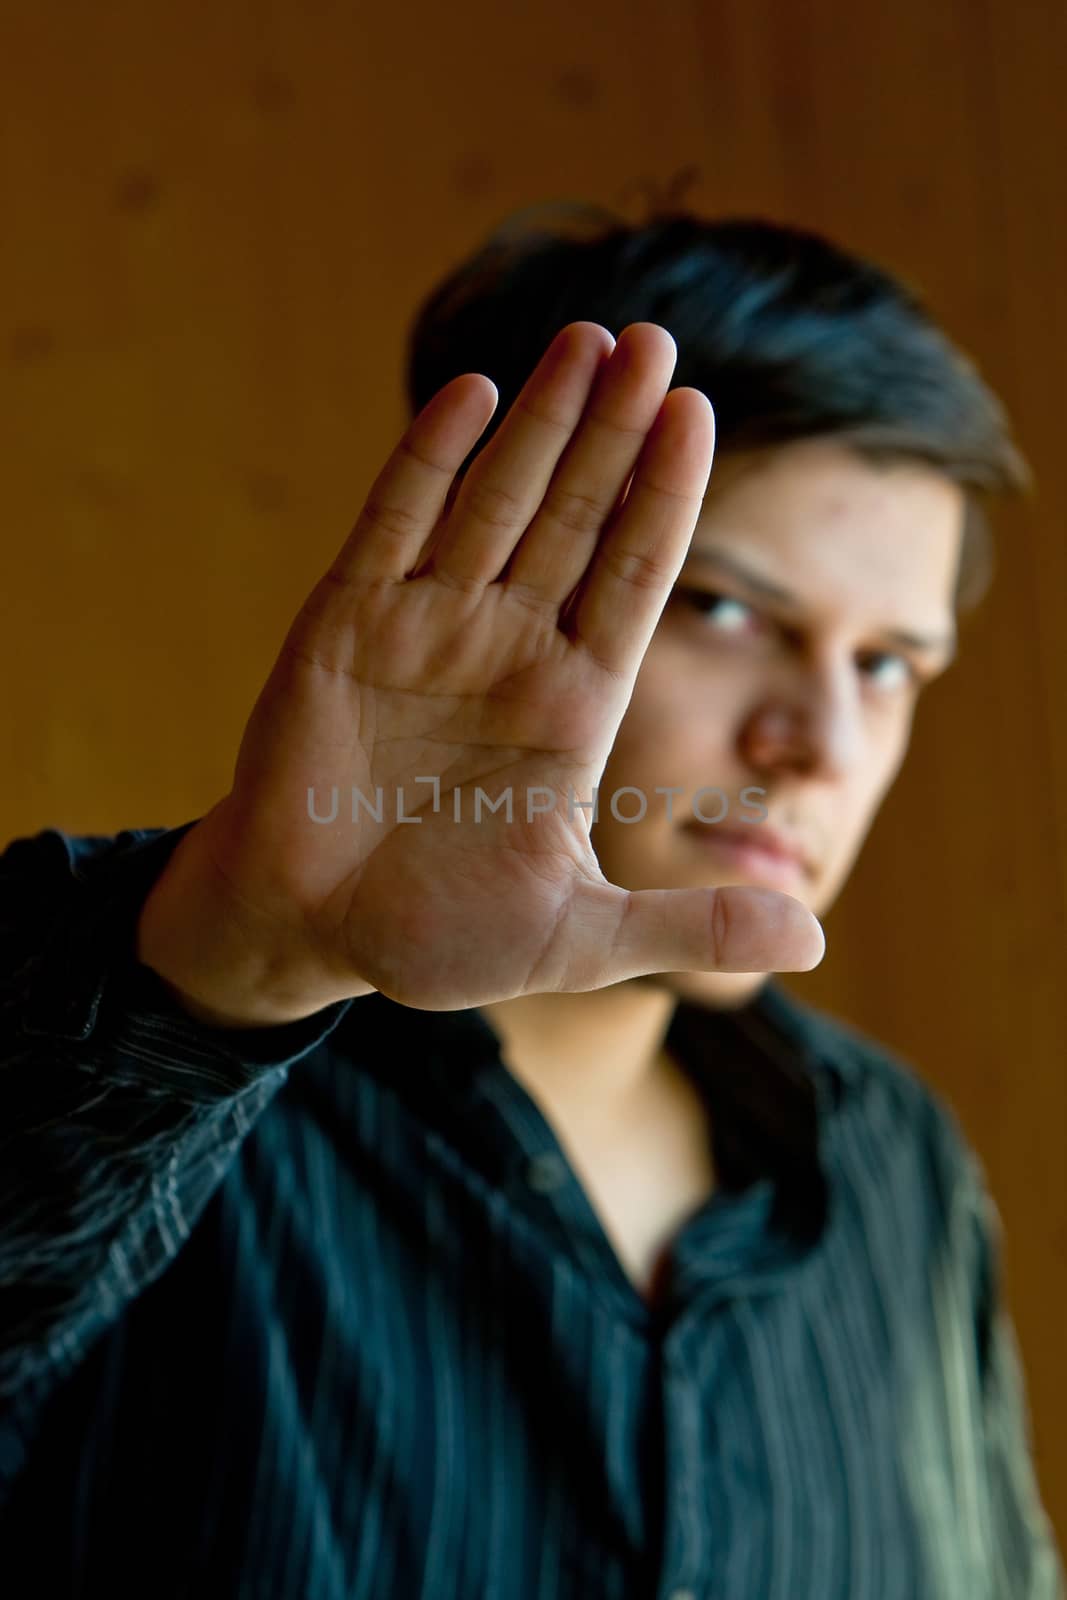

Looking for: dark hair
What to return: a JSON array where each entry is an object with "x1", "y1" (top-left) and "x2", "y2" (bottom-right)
[{"x1": 405, "y1": 174, "x2": 1031, "y2": 612}]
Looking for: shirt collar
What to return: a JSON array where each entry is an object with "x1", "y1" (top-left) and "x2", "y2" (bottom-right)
[
  {"x1": 347, "y1": 977, "x2": 845, "y2": 1228},
  {"x1": 664, "y1": 979, "x2": 842, "y2": 1251}
]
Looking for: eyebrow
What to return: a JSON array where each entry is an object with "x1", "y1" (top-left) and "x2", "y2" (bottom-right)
[{"x1": 682, "y1": 543, "x2": 959, "y2": 663}]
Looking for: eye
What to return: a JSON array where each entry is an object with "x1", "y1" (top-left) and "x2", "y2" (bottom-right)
[
  {"x1": 857, "y1": 650, "x2": 919, "y2": 693},
  {"x1": 673, "y1": 587, "x2": 761, "y2": 634}
]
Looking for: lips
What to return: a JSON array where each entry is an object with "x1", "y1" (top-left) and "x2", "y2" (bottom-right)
[{"x1": 683, "y1": 821, "x2": 815, "y2": 878}]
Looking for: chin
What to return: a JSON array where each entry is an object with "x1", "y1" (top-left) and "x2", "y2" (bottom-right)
[{"x1": 640, "y1": 967, "x2": 772, "y2": 1011}]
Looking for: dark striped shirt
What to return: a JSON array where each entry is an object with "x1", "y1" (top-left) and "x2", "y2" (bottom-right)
[{"x1": 0, "y1": 820, "x2": 1062, "y2": 1598}]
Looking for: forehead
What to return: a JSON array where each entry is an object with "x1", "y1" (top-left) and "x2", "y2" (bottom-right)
[{"x1": 688, "y1": 439, "x2": 965, "y2": 617}]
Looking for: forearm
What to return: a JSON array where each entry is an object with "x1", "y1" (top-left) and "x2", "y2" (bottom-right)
[{"x1": 0, "y1": 821, "x2": 354, "y2": 1413}]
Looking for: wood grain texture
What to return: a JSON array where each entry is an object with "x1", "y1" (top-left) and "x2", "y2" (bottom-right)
[{"x1": 1, "y1": 0, "x2": 1063, "y2": 1552}]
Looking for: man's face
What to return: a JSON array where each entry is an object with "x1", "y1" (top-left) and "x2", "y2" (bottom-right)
[{"x1": 589, "y1": 437, "x2": 965, "y2": 1008}]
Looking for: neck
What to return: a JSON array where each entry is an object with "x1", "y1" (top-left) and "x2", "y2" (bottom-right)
[{"x1": 477, "y1": 979, "x2": 679, "y2": 1125}]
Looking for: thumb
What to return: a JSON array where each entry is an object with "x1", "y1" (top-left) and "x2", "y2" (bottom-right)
[{"x1": 553, "y1": 880, "x2": 826, "y2": 992}]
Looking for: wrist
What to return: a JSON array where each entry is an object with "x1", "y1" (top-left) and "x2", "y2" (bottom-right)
[{"x1": 135, "y1": 810, "x2": 371, "y2": 1028}]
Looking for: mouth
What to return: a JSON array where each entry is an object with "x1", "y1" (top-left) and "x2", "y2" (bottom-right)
[{"x1": 680, "y1": 822, "x2": 813, "y2": 891}]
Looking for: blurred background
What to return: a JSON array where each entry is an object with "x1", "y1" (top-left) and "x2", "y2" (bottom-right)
[{"x1": 2, "y1": 0, "x2": 1064, "y2": 1550}]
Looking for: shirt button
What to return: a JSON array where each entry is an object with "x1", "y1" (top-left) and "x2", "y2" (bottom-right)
[{"x1": 525, "y1": 1152, "x2": 568, "y2": 1193}]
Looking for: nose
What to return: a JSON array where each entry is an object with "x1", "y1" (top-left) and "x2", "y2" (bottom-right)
[{"x1": 738, "y1": 658, "x2": 863, "y2": 782}]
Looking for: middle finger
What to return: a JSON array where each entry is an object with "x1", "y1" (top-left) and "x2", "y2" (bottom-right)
[{"x1": 500, "y1": 323, "x2": 680, "y2": 609}]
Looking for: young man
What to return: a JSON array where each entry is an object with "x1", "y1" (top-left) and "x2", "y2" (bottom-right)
[{"x1": 1, "y1": 205, "x2": 1062, "y2": 1597}]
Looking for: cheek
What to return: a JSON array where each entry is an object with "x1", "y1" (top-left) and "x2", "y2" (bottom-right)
[
  {"x1": 607, "y1": 649, "x2": 727, "y2": 770},
  {"x1": 856, "y1": 716, "x2": 914, "y2": 822},
  {"x1": 603, "y1": 697, "x2": 707, "y2": 789},
  {"x1": 831, "y1": 757, "x2": 905, "y2": 873}
]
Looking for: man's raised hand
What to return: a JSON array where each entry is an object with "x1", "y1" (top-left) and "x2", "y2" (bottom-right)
[{"x1": 176, "y1": 321, "x2": 825, "y2": 1014}]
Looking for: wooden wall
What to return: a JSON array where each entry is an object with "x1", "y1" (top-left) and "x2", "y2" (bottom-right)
[{"x1": 2, "y1": 0, "x2": 1063, "y2": 1553}]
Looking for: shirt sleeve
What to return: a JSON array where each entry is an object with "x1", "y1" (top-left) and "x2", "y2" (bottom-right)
[
  {"x1": 0, "y1": 820, "x2": 356, "y2": 1484},
  {"x1": 963, "y1": 1148, "x2": 1066, "y2": 1599}
]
